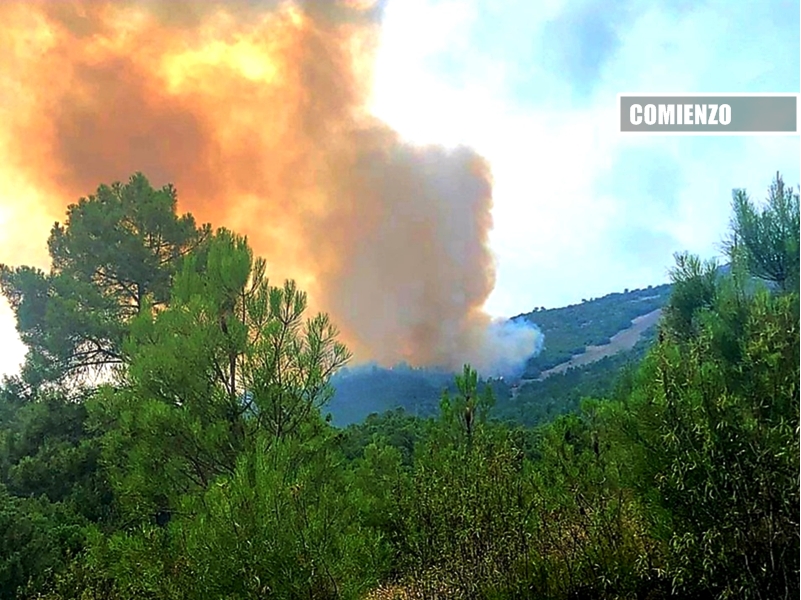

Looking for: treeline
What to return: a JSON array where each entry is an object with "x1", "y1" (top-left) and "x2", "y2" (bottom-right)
[
  {"x1": 0, "y1": 172, "x2": 798, "y2": 599},
  {"x1": 515, "y1": 284, "x2": 672, "y2": 377},
  {"x1": 330, "y1": 339, "x2": 656, "y2": 430},
  {"x1": 496, "y1": 334, "x2": 655, "y2": 427},
  {"x1": 326, "y1": 365, "x2": 456, "y2": 426}
]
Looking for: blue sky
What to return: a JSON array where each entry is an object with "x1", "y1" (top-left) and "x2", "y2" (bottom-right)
[{"x1": 369, "y1": 0, "x2": 800, "y2": 316}]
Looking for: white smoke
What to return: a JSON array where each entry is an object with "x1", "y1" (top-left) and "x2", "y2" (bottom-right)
[{"x1": 465, "y1": 318, "x2": 544, "y2": 379}]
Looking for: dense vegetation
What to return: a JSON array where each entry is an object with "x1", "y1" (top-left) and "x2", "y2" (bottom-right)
[
  {"x1": 515, "y1": 284, "x2": 671, "y2": 377},
  {"x1": 328, "y1": 287, "x2": 667, "y2": 427},
  {"x1": 0, "y1": 172, "x2": 797, "y2": 599},
  {"x1": 495, "y1": 331, "x2": 656, "y2": 427},
  {"x1": 327, "y1": 365, "x2": 456, "y2": 426},
  {"x1": 329, "y1": 334, "x2": 655, "y2": 429}
]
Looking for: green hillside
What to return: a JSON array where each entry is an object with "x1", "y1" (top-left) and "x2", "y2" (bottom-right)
[
  {"x1": 514, "y1": 283, "x2": 671, "y2": 378},
  {"x1": 327, "y1": 364, "x2": 455, "y2": 426},
  {"x1": 492, "y1": 326, "x2": 657, "y2": 426},
  {"x1": 327, "y1": 283, "x2": 672, "y2": 426}
]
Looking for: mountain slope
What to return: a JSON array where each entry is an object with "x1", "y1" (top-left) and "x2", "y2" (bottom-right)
[
  {"x1": 528, "y1": 308, "x2": 662, "y2": 381},
  {"x1": 512, "y1": 284, "x2": 671, "y2": 379},
  {"x1": 326, "y1": 283, "x2": 673, "y2": 427}
]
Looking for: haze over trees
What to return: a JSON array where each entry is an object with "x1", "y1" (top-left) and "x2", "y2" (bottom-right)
[{"x1": 0, "y1": 172, "x2": 797, "y2": 599}]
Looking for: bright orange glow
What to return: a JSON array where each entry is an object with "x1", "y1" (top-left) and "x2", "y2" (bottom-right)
[{"x1": 0, "y1": 0, "x2": 506, "y2": 370}]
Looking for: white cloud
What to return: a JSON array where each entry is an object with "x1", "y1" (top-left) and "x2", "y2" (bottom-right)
[{"x1": 369, "y1": 0, "x2": 800, "y2": 318}]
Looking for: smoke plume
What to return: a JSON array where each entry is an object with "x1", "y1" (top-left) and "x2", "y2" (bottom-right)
[{"x1": 0, "y1": 0, "x2": 542, "y2": 375}]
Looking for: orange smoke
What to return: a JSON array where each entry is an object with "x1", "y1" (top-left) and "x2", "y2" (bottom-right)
[{"x1": 0, "y1": 0, "x2": 538, "y2": 373}]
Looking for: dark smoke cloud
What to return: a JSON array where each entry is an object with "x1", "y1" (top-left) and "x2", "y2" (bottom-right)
[{"x1": 0, "y1": 0, "x2": 542, "y2": 375}]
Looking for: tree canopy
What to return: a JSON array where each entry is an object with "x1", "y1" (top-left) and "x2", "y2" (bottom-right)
[
  {"x1": 0, "y1": 171, "x2": 797, "y2": 600},
  {"x1": 725, "y1": 171, "x2": 800, "y2": 292},
  {"x1": 0, "y1": 173, "x2": 209, "y2": 391}
]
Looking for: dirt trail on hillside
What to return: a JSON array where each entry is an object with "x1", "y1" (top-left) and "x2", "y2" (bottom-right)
[{"x1": 532, "y1": 308, "x2": 663, "y2": 381}]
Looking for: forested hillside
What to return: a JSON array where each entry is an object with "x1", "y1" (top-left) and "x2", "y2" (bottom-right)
[
  {"x1": 328, "y1": 284, "x2": 670, "y2": 427},
  {"x1": 327, "y1": 365, "x2": 455, "y2": 426},
  {"x1": 0, "y1": 172, "x2": 797, "y2": 599},
  {"x1": 514, "y1": 283, "x2": 671, "y2": 377}
]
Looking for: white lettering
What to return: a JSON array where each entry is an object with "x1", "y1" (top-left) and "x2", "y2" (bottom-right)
[
  {"x1": 630, "y1": 104, "x2": 642, "y2": 125},
  {"x1": 719, "y1": 104, "x2": 731, "y2": 125},
  {"x1": 694, "y1": 104, "x2": 706, "y2": 124},
  {"x1": 644, "y1": 104, "x2": 657, "y2": 125},
  {"x1": 626, "y1": 101, "x2": 731, "y2": 127}
]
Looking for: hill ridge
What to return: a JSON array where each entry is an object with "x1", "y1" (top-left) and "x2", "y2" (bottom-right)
[{"x1": 326, "y1": 282, "x2": 672, "y2": 427}]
